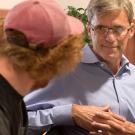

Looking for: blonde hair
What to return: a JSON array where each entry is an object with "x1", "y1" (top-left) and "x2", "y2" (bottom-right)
[
  {"x1": 87, "y1": 0, "x2": 134, "y2": 23},
  {"x1": 0, "y1": 23, "x2": 84, "y2": 82}
]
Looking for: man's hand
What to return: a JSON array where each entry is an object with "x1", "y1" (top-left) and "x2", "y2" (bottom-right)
[
  {"x1": 72, "y1": 104, "x2": 113, "y2": 131},
  {"x1": 92, "y1": 111, "x2": 135, "y2": 135},
  {"x1": 72, "y1": 104, "x2": 125, "y2": 132}
]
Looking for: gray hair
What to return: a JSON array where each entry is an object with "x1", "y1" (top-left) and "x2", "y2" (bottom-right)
[{"x1": 87, "y1": 0, "x2": 134, "y2": 23}]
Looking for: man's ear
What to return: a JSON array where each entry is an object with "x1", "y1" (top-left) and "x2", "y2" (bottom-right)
[
  {"x1": 129, "y1": 22, "x2": 135, "y2": 38},
  {"x1": 87, "y1": 23, "x2": 92, "y2": 37},
  {"x1": 87, "y1": 24, "x2": 90, "y2": 33}
]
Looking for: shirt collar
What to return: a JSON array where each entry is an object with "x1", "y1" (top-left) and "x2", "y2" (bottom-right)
[
  {"x1": 121, "y1": 55, "x2": 129, "y2": 67},
  {"x1": 81, "y1": 44, "x2": 99, "y2": 63},
  {"x1": 81, "y1": 44, "x2": 130, "y2": 71}
]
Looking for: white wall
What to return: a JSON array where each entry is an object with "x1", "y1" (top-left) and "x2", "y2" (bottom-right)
[
  {"x1": 0, "y1": 0, "x2": 134, "y2": 15},
  {"x1": 0, "y1": 0, "x2": 89, "y2": 9},
  {"x1": 0, "y1": 0, "x2": 24, "y2": 9},
  {"x1": 58, "y1": 0, "x2": 89, "y2": 9}
]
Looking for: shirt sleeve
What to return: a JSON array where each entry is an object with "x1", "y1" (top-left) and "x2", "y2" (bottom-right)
[
  {"x1": 27, "y1": 104, "x2": 74, "y2": 128},
  {"x1": 24, "y1": 76, "x2": 76, "y2": 131}
]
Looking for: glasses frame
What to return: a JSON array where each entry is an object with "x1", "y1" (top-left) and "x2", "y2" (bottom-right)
[{"x1": 90, "y1": 24, "x2": 132, "y2": 39}]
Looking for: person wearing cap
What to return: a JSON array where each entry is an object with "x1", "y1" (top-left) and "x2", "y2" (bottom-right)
[
  {"x1": 24, "y1": 0, "x2": 135, "y2": 135},
  {"x1": 0, "y1": 0, "x2": 84, "y2": 134}
]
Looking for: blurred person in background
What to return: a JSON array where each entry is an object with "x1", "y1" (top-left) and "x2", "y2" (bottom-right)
[{"x1": 0, "y1": 0, "x2": 84, "y2": 134}]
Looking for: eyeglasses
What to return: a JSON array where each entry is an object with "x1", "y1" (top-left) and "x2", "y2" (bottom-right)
[{"x1": 90, "y1": 24, "x2": 131, "y2": 38}]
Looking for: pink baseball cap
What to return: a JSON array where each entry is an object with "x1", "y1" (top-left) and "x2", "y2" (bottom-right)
[{"x1": 4, "y1": 0, "x2": 84, "y2": 48}]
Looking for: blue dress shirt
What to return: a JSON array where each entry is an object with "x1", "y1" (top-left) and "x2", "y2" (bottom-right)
[{"x1": 24, "y1": 45, "x2": 135, "y2": 135}]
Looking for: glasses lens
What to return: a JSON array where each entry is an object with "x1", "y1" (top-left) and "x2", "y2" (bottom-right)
[
  {"x1": 113, "y1": 26, "x2": 127, "y2": 35},
  {"x1": 91, "y1": 24, "x2": 130, "y2": 38}
]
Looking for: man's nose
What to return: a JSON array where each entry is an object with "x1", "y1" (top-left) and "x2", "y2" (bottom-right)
[{"x1": 105, "y1": 30, "x2": 117, "y2": 42}]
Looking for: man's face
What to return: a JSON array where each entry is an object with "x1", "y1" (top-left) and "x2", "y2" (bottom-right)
[{"x1": 89, "y1": 9, "x2": 134, "y2": 63}]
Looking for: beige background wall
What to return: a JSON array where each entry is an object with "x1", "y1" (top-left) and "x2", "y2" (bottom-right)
[
  {"x1": 0, "y1": 0, "x2": 134, "y2": 17},
  {"x1": 0, "y1": 0, "x2": 89, "y2": 9}
]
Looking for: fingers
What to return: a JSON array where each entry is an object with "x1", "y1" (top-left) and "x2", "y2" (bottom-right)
[
  {"x1": 92, "y1": 111, "x2": 126, "y2": 133},
  {"x1": 95, "y1": 111, "x2": 125, "y2": 123},
  {"x1": 91, "y1": 121, "x2": 112, "y2": 130},
  {"x1": 90, "y1": 121, "x2": 126, "y2": 135},
  {"x1": 107, "y1": 120, "x2": 125, "y2": 132},
  {"x1": 91, "y1": 106, "x2": 125, "y2": 132},
  {"x1": 100, "y1": 106, "x2": 125, "y2": 122},
  {"x1": 109, "y1": 112, "x2": 126, "y2": 122},
  {"x1": 101, "y1": 105, "x2": 110, "y2": 112}
]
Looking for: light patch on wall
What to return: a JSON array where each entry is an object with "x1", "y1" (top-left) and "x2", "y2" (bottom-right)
[
  {"x1": 0, "y1": 0, "x2": 89, "y2": 9},
  {"x1": 57, "y1": 0, "x2": 89, "y2": 8}
]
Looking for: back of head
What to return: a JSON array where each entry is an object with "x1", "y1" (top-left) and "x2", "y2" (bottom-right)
[
  {"x1": 0, "y1": 0, "x2": 84, "y2": 82},
  {"x1": 87, "y1": 0, "x2": 134, "y2": 23}
]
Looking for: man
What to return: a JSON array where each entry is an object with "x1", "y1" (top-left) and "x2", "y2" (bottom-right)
[
  {"x1": 0, "y1": 0, "x2": 84, "y2": 134},
  {"x1": 24, "y1": 0, "x2": 135, "y2": 134}
]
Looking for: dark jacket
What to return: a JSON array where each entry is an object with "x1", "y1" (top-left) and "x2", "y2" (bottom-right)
[{"x1": 0, "y1": 75, "x2": 28, "y2": 135}]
